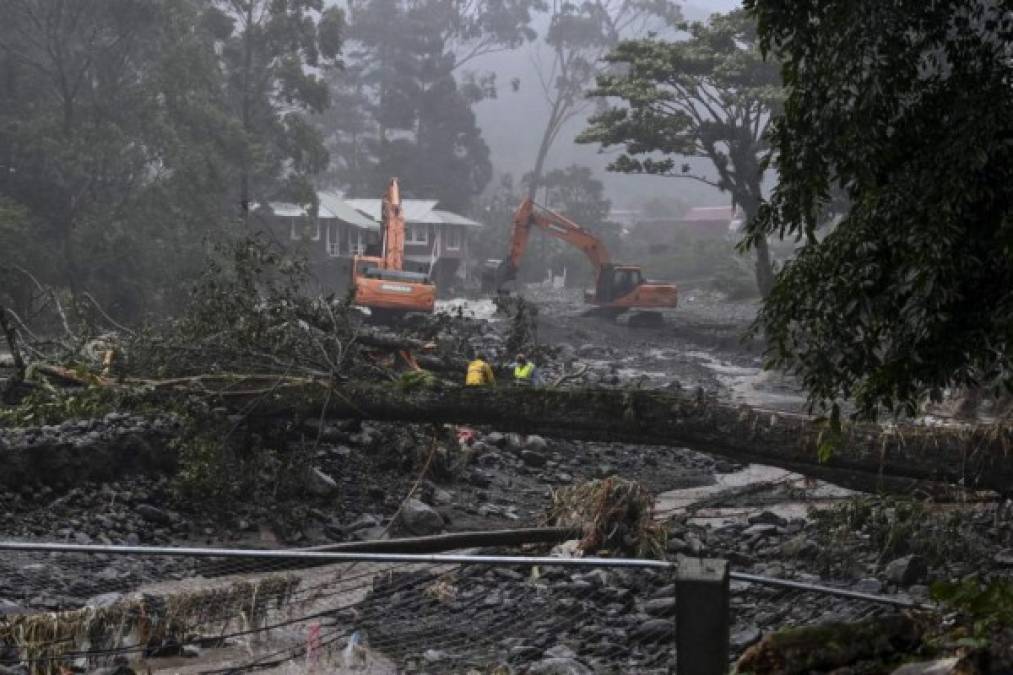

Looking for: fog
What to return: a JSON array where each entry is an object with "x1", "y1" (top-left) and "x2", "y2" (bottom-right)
[{"x1": 473, "y1": 0, "x2": 745, "y2": 210}]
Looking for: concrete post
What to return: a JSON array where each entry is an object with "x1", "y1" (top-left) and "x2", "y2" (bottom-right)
[{"x1": 676, "y1": 557, "x2": 730, "y2": 675}]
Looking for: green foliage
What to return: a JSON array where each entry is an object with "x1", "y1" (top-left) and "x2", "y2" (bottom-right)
[
  {"x1": 0, "y1": 387, "x2": 127, "y2": 427},
  {"x1": 578, "y1": 9, "x2": 783, "y2": 295},
  {"x1": 0, "y1": 0, "x2": 342, "y2": 319},
  {"x1": 932, "y1": 577, "x2": 1013, "y2": 639},
  {"x1": 125, "y1": 233, "x2": 354, "y2": 379},
  {"x1": 743, "y1": 0, "x2": 1013, "y2": 418},
  {"x1": 397, "y1": 369, "x2": 438, "y2": 391},
  {"x1": 809, "y1": 497, "x2": 990, "y2": 574}
]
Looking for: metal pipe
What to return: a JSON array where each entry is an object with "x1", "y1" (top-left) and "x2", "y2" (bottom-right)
[
  {"x1": 730, "y1": 571, "x2": 936, "y2": 610},
  {"x1": 0, "y1": 541, "x2": 938, "y2": 610},
  {"x1": 0, "y1": 541, "x2": 675, "y2": 570}
]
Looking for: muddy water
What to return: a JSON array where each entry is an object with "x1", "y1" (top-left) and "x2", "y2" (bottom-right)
[{"x1": 683, "y1": 350, "x2": 807, "y2": 412}]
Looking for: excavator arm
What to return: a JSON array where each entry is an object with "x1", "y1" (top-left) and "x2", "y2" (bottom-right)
[
  {"x1": 381, "y1": 178, "x2": 405, "y2": 272},
  {"x1": 498, "y1": 198, "x2": 611, "y2": 287}
]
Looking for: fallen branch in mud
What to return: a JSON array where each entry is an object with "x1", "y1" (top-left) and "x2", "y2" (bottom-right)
[{"x1": 0, "y1": 574, "x2": 299, "y2": 674}]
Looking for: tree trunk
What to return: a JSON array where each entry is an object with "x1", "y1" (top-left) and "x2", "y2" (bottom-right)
[
  {"x1": 753, "y1": 236, "x2": 776, "y2": 297},
  {"x1": 209, "y1": 381, "x2": 1013, "y2": 495}
]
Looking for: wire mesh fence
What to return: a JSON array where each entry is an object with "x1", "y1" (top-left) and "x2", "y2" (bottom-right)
[
  {"x1": 0, "y1": 540, "x2": 924, "y2": 674},
  {"x1": 0, "y1": 542, "x2": 682, "y2": 674}
]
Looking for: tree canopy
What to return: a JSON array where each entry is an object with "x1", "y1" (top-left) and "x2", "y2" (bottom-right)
[
  {"x1": 319, "y1": 0, "x2": 541, "y2": 210},
  {"x1": 578, "y1": 9, "x2": 783, "y2": 295},
  {"x1": 0, "y1": 0, "x2": 342, "y2": 317},
  {"x1": 743, "y1": 0, "x2": 1013, "y2": 418}
]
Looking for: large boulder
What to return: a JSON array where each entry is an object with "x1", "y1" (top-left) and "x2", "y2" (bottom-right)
[
  {"x1": 398, "y1": 499, "x2": 444, "y2": 535},
  {"x1": 885, "y1": 555, "x2": 928, "y2": 587}
]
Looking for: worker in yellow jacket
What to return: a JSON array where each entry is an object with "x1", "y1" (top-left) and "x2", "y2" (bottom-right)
[
  {"x1": 466, "y1": 353, "x2": 496, "y2": 386},
  {"x1": 513, "y1": 353, "x2": 535, "y2": 385}
]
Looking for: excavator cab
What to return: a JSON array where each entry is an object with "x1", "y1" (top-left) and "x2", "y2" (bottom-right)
[{"x1": 592, "y1": 264, "x2": 645, "y2": 304}]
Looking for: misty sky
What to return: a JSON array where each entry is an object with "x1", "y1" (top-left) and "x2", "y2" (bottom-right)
[{"x1": 472, "y1": 0, "x2": 745, "y2": 212}]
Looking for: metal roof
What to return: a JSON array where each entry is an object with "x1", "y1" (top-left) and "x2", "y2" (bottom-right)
[
  {"x1": 430, "y1": 209, "x2": 483, "y2": 228},
  {"x1": 265, "y1": 202, "x2": 308, "y2": 218},
  {"x1": 343, "y1": 199, "x2": 441, "y2": 223},
  {"x1": 318, "y1": 191, "x2": 379, "y2": 230}
]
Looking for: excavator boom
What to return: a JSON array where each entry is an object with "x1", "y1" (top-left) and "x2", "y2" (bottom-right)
[{"x1": 493, "y1": 197, "x2": 677, "y2": 314}]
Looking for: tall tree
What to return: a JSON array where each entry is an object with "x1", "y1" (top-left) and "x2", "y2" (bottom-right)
[
  {"x1": 0, "y1": 0, "x2": 241, "y2": 313},
  {"x1": 578, "y1": 9, "x2": 783, "y2": 296},
  {"x1": 320, "y1": 0, "x2": 539, "y2": 209},
  {"x1": 743, "y1": 0, "x2": 1013, "y2": 418},
  {"x1": 525, "y1": 0, "x2": 679, "y2": 199},
  {"x1": 210, "y1": 0, "x2": 343, "y2": 215}
]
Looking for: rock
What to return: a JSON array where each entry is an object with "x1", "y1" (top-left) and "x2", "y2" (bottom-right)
[
  {"x1": 485, "y1": 432, "x2": 506, "y2": 447},
  {"x1": 666, "y1": 537, "x2": 688, "y2": 554},
  {"x1": 630, "y1": 618, "x2": 672, "y2": 643},
  {"x1": 544, "y1": 645, "x2": 577, "y2": 660},
  {"x1": 642, "y1": 597, "x2": 675, "y2": 617},
  {"x1": 779, "y1": 535, "x2": 818, "y2": 558},
  {"x1": 0, "y1": 599, "x2": 25, "y2": 616},
  {"x1": 742, "y1": 523, "x2": 778, "y2": 538},
  {"x1": 748, "y1": 511, "x2": 788, "y2": 528},
  {"x1": 520, "y1": 450, "x2": 547, "y2": 468},
  {"x1": 993, "y1": 548, "x2": 1013, "y2": 566},
  {"x1": 885, "y1": 555, "x2": 928, "y2": 587},
  {"x1": 731, "y1": 625, "x2": 761, "y2": 651},
  {"x1": 509, "y1": 645, "x2": 542, "y2": 662},
  {"x1": 525, "y1": 435, "x2": 549, "y2": 453},
  {"x1": 891, "y1": 657, "x2": 963, "y2": 675},
  {"x1": 432, "y1": 488, "x2": 454, "y2": 505},
  {"x1": 526, "y1": 657, "x2": 594, "y2": 675},
  {"x1": 399, "y1": 498, "x2": 444, "y2": 535},
  {"x1": 305, "y1": 468, "x2": 338, "y2": 497},
  {"x1": 505, "y1": 433, "x2": 526, "y2": 454},
  {"x1": 86, "y1": 592, "x2": 123, "y2": 609},
  {"x1": 853, "y1": 578, "x2": 883, "y2": 595},
  {"x1": 135, "y1": 504, "x2": 171, "y2": 525},
  {"x1": 423, "y1": 649, "x2": 447, "y2": 663}
]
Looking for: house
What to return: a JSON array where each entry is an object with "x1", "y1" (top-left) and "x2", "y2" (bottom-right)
[
  {"x1": 679, "y1": 206, "x2": 743, "y2": 237},
  {"x1": 257, "y1": 191, "x2": 483, "y2": 293},
  {"x1": 343, "y1": 198, "x2": 483, "y2": 289}
]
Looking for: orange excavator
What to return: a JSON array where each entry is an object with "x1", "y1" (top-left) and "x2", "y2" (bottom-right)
[
  {"x1": 488, "y1": 198, "x2": 678, "y2": 324},
  {"x1": 351, "y1": 178, "x2": 436, "y2": 317}
]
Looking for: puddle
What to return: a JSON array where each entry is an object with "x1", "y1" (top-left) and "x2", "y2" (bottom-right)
[{"x1": 655, "y1": 463, "x2": 854, "y2": 528}]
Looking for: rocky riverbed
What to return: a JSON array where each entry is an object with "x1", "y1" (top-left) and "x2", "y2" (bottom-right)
[{"x1": 1, "y1": 288, "x2": 1008, "y2": 673}]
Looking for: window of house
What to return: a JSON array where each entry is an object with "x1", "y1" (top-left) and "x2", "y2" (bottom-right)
[
  {"x1": 444, "y1": 226, "x2": 462, "y2": 251},
  {"x1": 347, "y1": 226, "x2": 365, "y2": 255},
  {"x1": 407, "y1": 224, "x2": 429, "y2": 245},
  {"x1": 326, "y1": 222, "x2": 341, "y2": 257}
]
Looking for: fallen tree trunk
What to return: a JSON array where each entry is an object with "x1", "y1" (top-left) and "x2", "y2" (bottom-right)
[
  {"x1": 216, "y1": 380, "x2": 1013, "y2": 495},
  {"x1": 14, "y1": 369, "x2": 1013, "y2": 495}
]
